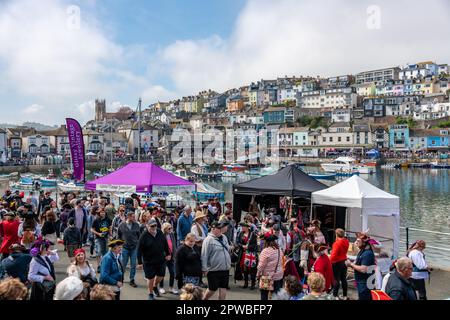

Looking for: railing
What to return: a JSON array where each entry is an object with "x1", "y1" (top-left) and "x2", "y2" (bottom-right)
[{"x1": 401, "y1": 226, "x2": 450, "y2": 252}]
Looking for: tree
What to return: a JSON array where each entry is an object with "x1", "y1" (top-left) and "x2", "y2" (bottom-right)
[
  {"x1": 297, "y1": 115, "x2": 313, "y2": 126},
  {"x1": 407, "y1": 117, "x2": 417, "y2": 129},
  {"x1": 395, "y1": 117, "x2": 408, "y2": 125}
]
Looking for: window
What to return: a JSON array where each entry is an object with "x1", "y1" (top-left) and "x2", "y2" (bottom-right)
[
  {"x1": 329, "y1": 137, "x2": 333, "y2": 142},
  {"x1": 346, "y1": 136, "x2": 350, "y2": 142},
  {"x1": 322, "y1": 137, "x2": 326, "y2": 142},
  {"x1": 338, "y1": 137, "x2": 342, "y2": 142}
]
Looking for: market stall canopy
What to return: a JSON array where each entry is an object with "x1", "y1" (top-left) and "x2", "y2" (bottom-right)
[
  {"x1": 233, "y1": 164, "x2": 327, "y2": 197},
  {"x1": 85, "y1": 162, "x2": 195, "y2": 193},
  {"x1": 311, "y1": 175, "x2": 400, "y2": 257},
  {"x1": 311, "y1": 175, "x2": 399, "y2": 216}
]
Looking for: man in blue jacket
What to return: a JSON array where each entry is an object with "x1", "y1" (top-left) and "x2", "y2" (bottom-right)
[
  {"x1": 176, "y1": 205, "x2": 193, "y2": 245},
  {"x1": 100, "y1": 239, "x2": 124, "y2": 300}
]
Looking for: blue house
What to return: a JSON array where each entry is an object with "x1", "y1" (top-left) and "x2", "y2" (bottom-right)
[
  {"x1": 263, "y1": 107, "x2": 286, "y2": 124},
  {"x1": 389, "y1": 124, "x2": 410, "y2": 151},
  {"x1": 426, "y1": 129, "x2": 449, "y2": 150}
]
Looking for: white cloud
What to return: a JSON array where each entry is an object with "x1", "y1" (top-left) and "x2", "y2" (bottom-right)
[
  {"x1": 0, "y1": 0, "x2": 124, "y2": 103},
  {"x1": 155, "y1": 0, "x2": 450, "y2": 95},
  {"x1": 142, "y1": 85, "x2": 178, "y2": 103},
  {"x1": 23, "y1": 104, "x2": 45, "y2": 115}
]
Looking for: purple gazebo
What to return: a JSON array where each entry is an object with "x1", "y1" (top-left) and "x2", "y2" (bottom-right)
[{"x1": 85, "y1": 162, "x2": 195, "y2": 193}]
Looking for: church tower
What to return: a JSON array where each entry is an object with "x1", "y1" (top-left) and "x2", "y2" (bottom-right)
[{"x1": 95, "y1": 99, "x2": 106, "y2": 122}]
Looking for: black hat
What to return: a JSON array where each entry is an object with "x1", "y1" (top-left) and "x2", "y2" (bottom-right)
[{"x1": 211, "y1": 221, "x2": 226, "y2": 229}]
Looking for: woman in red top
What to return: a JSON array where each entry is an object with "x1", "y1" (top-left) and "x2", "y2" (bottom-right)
[
  {"x1": 330, "y1": 228, "x2": 349, "y2": 299},
  {"x1": 0, "y1": 211, "x2": 20, "y2": 258},
  {"x1": 311, "y1": 244, "x2": 334, "y2": 293}
]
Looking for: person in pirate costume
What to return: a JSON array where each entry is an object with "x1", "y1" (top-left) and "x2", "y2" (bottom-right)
[
  {"x1": 99, "y1": 239, "x2": 124, "y2": 300},
  {"x1": 235, "y1": 222, "x2": 258, "y2": 290},
  {"x1": 28, "y1": 237, "x2": 59, "y2": 300},
  {"x1": 299, "y1": 225, "x2": 316, "y2": 276}
]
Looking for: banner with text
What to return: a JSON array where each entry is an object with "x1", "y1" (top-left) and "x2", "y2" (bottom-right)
[{"x1": 66, "y1": 118, "x2": 85, "y2": 182}]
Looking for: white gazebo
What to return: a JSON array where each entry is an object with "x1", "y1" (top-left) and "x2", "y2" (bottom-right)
[{"x1": 311, "y1": 175, "x2": 400, "y2": 258}]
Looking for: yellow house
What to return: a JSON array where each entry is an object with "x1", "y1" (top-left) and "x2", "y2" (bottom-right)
[{"x1": 227, "y1": 95, "x2": 244, "y2": 112}]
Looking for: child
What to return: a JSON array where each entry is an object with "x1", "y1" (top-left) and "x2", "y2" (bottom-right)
[{"x1": 63, "y1": 218, "x2": 82, "y2": 259}]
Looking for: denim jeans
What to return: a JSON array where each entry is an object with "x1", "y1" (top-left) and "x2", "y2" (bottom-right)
[
  {"x1": 95, "y1": 237, "x2": 108, "y2": 257},
  {"x1": 160, "y1": 259, "x2": 175, "y2": 288},
  {"x1": 356, "y1": 281, "x2": 372, "y2": 300},
  {"x1": 121, "y1": 247, "x2": 137, "y2": 281}
]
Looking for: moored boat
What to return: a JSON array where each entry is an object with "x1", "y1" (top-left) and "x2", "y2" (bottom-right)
[
  {"x1": 321, "y1": 157, "x2": 358, "y2": 173},
  {"x1": 308, "y1": 172, "x2": 336, "y2": 180}
]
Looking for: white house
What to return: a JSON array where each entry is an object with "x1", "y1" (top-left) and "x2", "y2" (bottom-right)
[
  {"x1": 22, "y1": 132, "x2": 53, "y2": 156},
  {"x1": 332, "y1": 108, "x2": 352, "y2": 123},
  {"x1": 83, "y1": 129, "x2": 104, "y2": 154},
  {"x1": 318, "y1": 123, "x2": 353, "y2": 147}
]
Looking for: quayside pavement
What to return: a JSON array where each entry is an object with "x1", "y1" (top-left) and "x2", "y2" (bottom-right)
[{"x1": 51, "y1": 244, "x2": 450, "y2": 300}]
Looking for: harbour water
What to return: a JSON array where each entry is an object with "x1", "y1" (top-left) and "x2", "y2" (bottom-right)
[{"x1": 209, "y1": 167, "x2": 450, "y2": 268}]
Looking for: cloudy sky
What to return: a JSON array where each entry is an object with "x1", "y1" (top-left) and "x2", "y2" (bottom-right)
[{"x1": 0, "y1": 0, "x2": 449, "y2": 125}]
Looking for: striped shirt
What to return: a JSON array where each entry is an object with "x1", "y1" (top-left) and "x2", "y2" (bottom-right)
[{"x1": 257, "y1": 247, "x2": 284, "y2": 281}]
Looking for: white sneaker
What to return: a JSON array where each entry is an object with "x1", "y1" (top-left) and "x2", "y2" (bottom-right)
[
  {"x1": 170, "y1": 287, "x2": 179, "y2": 295},
  {"x1": 159, "y1": 288, "x2": 166, "y2": 294}
]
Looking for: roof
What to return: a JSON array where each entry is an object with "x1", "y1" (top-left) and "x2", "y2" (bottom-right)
[
  {"x1": 233, "y1": 165, "x2": 327, "y2": 197},
  {"x1": 0, "y1": 128, "x2": 6, "y2": 134},
  {"x1": 83, "y1": 129, "x2": 104, "y2": 135},
  {"x1": 353, "y1": 124, "x2": 370, "y2": 132},
  {"x1": 330, "y1": 122, "x2": 351, "y2": 128},
  {"x1": 410, "y1": 129, "x2": 449, "y2": 137}
]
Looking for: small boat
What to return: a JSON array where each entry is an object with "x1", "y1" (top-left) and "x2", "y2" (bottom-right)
[
  {"x1": 0, "y1": 172, "x2": 19, "y2": 179},
  {"x1": 335, "y1": 169, "x2": 360, "y2": 176},
  {"x1": 244, "y1": 168, "x2": 261, "y2": 176},
  {"x1": 221, "y1": 170, "x2": 238, "y2": 178},
  {"x1": 321, "y1": 157, "x2": 358, "y2": 173},
  {"x1": 58, "y1": 182, "x2": 84, "y2": 192},
  {"x1": 222, "y1": 163, "x2": 247, "y2": 172},
  {"x1": 381, "y1": 163, "x2": 400, "y2": 169},
  {"x1": 40, "y1": 177, "x2": 58, "y2": 186},
  {"x1": 356, "y1": 166, "x2": 375, "y2": 174},
  {"x1": 260, "y1": 166, "x2": 279, "y2": 176},
  {"x1": 190, "y1": 168, "x2": 222, "y2": 179},
  {"x1": 430, "y1": 161, "x2": 450, "y2": 169},
  {"x1": 409, "y1": 163, "x2": 431, "y2": 168},
  {"x1": 174, "y1": 169, "x2": 190, "y2": 180},
  {"x1": 18, "y1": 177, "x2": 34, "y2": 186},
  {"x1": 162, "y1": 164, "x2": 175, "y2": 172},
  {"x1": 308, "y1": 172, "x2": 336, "y2": 180}
]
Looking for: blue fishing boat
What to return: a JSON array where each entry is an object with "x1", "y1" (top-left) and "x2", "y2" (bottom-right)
[{"x1": 308, "y1": 172, "x2": 336, "y2": 180}]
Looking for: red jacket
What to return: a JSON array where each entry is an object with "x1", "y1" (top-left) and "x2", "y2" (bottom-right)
[
  {"x1": 330, "y1": 238, "x2": 349, "y2": 264},
  {"x1": 312, "y1": 254, "x2": 334, "y2": 291},
  {"x1": 0, "y1": 220, "x2": 20, "y2": 254}
]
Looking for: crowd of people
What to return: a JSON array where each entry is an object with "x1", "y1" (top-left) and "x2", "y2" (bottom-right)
[{"x1": 0, "y1": 188, "x2": 431, "y2": 301}]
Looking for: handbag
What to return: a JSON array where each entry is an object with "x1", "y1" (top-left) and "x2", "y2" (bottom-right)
[
  {"x1": 259, "y1": 249, "x2": 280, "y2": 291},
  {"x1": 40, "y1": 280, "x2": 56, "y2": 293}
]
